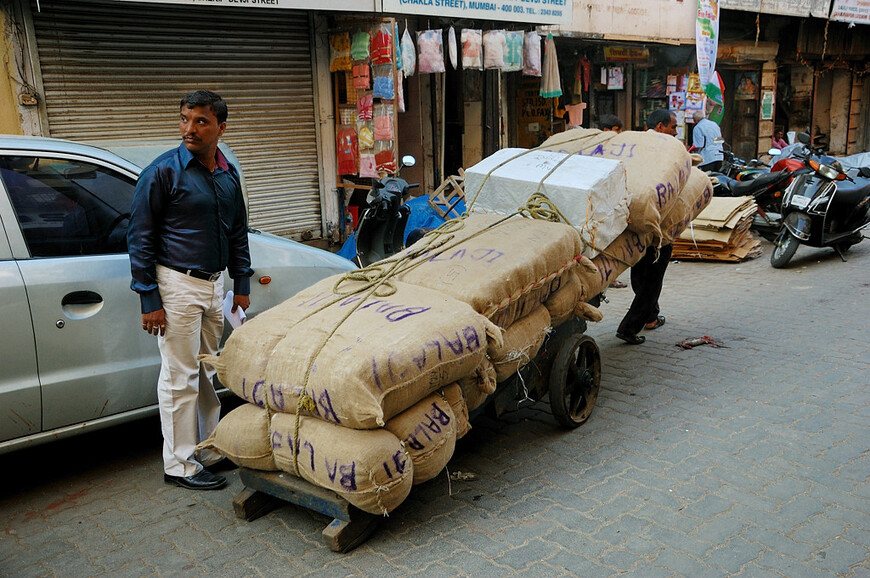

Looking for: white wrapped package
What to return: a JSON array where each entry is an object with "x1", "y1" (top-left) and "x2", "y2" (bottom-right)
[{"x1": 464, "y1": 148, "x2": 630, "y2": 258}]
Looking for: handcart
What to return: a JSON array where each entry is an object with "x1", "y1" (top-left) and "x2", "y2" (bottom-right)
[{"x1": 231, "y1": 314, "x2": 601, "y2": 552}]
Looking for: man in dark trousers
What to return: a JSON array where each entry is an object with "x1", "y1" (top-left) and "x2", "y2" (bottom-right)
[
  {"x1": 616, "y1": 108, "x2": 678, "y2": 345},
  {"x1": 128, "y1": 90, "x2": 253, "y2": 489}
]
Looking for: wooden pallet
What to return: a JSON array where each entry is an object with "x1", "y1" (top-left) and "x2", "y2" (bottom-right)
[
  {"x1": 428, "y1": 169, "x2": 466, "y2": 220},
  {"x1": 232, "y1": 468, "x2": 379, "y2": 553}
]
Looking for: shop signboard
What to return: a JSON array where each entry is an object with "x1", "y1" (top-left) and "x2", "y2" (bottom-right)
[
  {"x1": 603, "y1": 46, "x2": 649, "y2": 62},
  {"x1": 719, "y1": 0, "x2": 831, "y2": 18},
  {"x1": 830, "y1": 0, "x2": 870, "y2": 23},
  {"x1": 381, "y1": 0, "x2": 572, "y2": 25}
]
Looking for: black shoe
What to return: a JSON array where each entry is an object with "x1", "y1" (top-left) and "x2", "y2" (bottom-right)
[
  {"x1": 616, "y1": 332, "x2": 646, "y2": 345},
  {"x1": 205, "y1": 457, "x2": 238, "y2": 473},
  {"x1": 645, "y1": 315, "x2": 666, "y2": 330},
  {"x1": 164, "y1": 469, "x2": 227, "y2": 490}
]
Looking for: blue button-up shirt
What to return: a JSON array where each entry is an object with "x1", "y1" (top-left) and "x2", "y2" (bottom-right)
[
  {"x1": 128, "y1": 144, "x2": 253, "y2": 313},
  {"x1": 692, "y1": 118, "x2": 725, "y2": 165}
]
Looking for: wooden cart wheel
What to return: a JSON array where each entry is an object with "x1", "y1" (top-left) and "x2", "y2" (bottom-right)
[{"x1": 548, "y1": 334, "x2": 601, "y2": 428}]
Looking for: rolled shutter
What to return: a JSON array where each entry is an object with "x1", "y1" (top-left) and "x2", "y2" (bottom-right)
[{"x1": 30, "y1": 0, "x2": 322, "y2": 237}]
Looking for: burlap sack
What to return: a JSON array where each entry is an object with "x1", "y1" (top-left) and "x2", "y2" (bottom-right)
[
  {"x1": 203, "y1": 274, "x2": 501, "y2": 429},
  {"x1": 589, "y1": 229, "x2": 655, "y2": 296},
  {"x1": 441, "y1": 383, "x2": 471, "y2": 439},
  {"x1": 490, "y1": 306, "x2": 552, "y2": 383},
  {"x1": 271, "y1": 412, "x2": 413, "y2": 515},
  {"x1": 458, "y1": 359, "x2": 497, "y2": 412},
  {"x1": 196, "y1": 403, "x2": 277, "y2": 471},
  {"x1": 539, "y1": 128, "x2": 692, "y2": 244},
  {"x1": 660, "y1": 167, "x2": 714, "y2": 244},
  {"x1": 544, "y1": 254, "x2": 598, "y2": 326},
  {"x1": 394, "y1": 214, "x2": 583, "y2": 328},
  {"x1": 385, "y1": 392, "x2": 457, "y2": 484}
]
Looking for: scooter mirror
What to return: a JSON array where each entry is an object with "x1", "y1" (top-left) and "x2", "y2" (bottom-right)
[
  {"x1": 401, "y1": 155, "x2": 416, "y2": 168},
  {"x1": 797, "y1": 132, "x2": 812, "y2": 145},
  {"x1": 768, "y1": 148, "x2": 781, "y2": 156}
]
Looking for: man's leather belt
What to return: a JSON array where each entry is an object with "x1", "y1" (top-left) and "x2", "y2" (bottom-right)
[{"x1": 166, "y1": 265, "x2": 222, "y2": 282}]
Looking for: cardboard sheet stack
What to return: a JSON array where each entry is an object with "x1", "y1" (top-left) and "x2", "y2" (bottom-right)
[
  {"x1": 672, "y1": 196, "x2": 763, "y2": 262},
  {"x1": 197, "y1": 129, "x2": 714, "y2": 517}
]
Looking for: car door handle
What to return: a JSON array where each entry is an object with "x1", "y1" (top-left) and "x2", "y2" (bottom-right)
[{"x1": 61, "y1": 290, "x2": 104, "y2": 320}]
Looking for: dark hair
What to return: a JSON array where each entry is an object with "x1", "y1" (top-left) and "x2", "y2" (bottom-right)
[
  {"x1": 180, "y1": 90, "x2": 228, "y2": 123},
  {"x1": 647, "y1": 108, "x2": 674, "y2": 130},
  {"x1": 598, "y1": 114, "x2": 624, "y2": 131}
]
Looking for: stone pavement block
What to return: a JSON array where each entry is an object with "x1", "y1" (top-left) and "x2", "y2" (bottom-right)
[
  {"x1": 499, "y1": 496, "x2": 553, "y2": 521},
  {"x1": 810, "y1": 535, "x2": 870, "y2": 575},
  {"x1": 242, "y1": 548, "x2": 307, "y2": 575},
  {"x1": 743, "y1": 526, "x2": 817, "y2": 561},
  {"x1": 488, "y1": 520, "x2": 553, "y2": 548},
  {"x1": 740, "y1": 556, "x2": 816, "y2": 578},
  {"x1": 592, "y1": 515, "x2": 649, "y2": 547},
  {"x1": 141, "y1": 547, "x2": 203, "y2": 575},
  {"x1": 729, "y1": 503, "x2": 799, "y2": 534},
  {"x1": 440, "y1": 549, "x2": 512, "y2": 576},
  {"x1": 595, "y1": 546, "x2": 645, "y2": 572},
  {"x1": 111, "y1": 559, "x2": 163, "y2": 578},
  {"x1": 777, "y1": 495, "x2": 829, "y2": 522},
  {"x1": 541, "y1": 504, "x2": 600, "y2": 534},
  {"x1": 652, "y1": 547, "x2": 718, "y2": 577},
  {"x1": 762, "y1": 475, "x2": 811, "y2": 502},
  {"x1": 703, "y1": 536, "x2": 762, "y2": 574},
  {"x1": 545, "y1": 527, "x2": 608, "y2": 558},
  {"x1": 491, "y1": 537, "x2": 558, "y2": 570},
  {"x1": 681, "y1": 493, "x2": 733, "y2": 521},
  {"x1": 547, "y1": 549, "x2": 611, "y2": 575},
  {"x1": 165, "y1": 525, "x2": 223, "y2": 556},
  {"x1": 445, "y1": 526, "x2": 514, "y2": 558},
  {"x1": 585, "y1": 494, "x2": 646, "y2": 524},
  {"x1": 691, "y1": 515, "x2": 747, "y2": 546}
]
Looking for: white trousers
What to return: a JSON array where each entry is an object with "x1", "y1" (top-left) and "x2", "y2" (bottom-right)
[{"x1": 156, "y1": 265, "x2": 224, "y2": 477}]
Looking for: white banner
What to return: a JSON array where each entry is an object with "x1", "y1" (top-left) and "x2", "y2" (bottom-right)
[
  {"x1": 720, "y1": 0, "x2": 831, "y2": 18},
  {"x1": 830, "y1": 0, "x2": 870, "y2": 23},
  {"x1": 697, "y1": 0, "x2": 719, "y2": 89},
  {"x1": 112, "y1": 0, "x2": 374, "y2": 9},
  {"x1": 381, "y1": 0, "x2": 573, "y2": 25}
]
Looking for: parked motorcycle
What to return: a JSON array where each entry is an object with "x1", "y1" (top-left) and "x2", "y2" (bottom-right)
[
  {"x1": 770, "y1": 138, "x2": 870, "y2": 268},
  {"x1": 354, "y1": 155, "x2": 418, "y2": 267}
]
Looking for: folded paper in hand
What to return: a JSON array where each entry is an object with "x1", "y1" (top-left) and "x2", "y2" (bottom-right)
[{"x1": 223, "y1": 290, "x2": 247, "y2": 329}]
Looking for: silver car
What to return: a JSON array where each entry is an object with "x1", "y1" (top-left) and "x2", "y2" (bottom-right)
[{"x1": 0, "y1": 135, "x2": 355, "y2": 453}]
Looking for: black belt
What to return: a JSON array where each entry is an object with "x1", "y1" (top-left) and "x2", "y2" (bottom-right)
[{"x1": 166, "y1": 265, "x2": 222, "y2": 282}]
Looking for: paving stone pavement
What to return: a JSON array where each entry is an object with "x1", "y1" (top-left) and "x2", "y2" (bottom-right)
[{"x1": 2, "y1": 237, "x2": 869, "y2": 577}]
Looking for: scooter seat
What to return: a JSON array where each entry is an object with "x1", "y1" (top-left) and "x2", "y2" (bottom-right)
[
  {"x1": 830, "y1": 177, "x2": 870, "y2": 208},
  {"x1": 729, "y1": 170, "x2": 790, "y2": 196}
]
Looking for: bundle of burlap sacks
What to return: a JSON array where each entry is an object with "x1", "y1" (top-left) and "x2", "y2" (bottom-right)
[{"x1": 197, "y1": 128, "x2": 713, "y2": 516}]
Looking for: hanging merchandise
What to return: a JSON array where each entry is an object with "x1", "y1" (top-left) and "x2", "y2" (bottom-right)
[
  {"x1": 351, "y1": 30, "x2": 371, "y2": 61},
  {"x1": 358, "y1": 122, "x2": 375, "y2": 149},
  {"x1": 339, "y1": 106, "x2": 357, "y2": 126},
  {"x1": 375, "y1": 140, "x2": 397, "y2": 173},
  {"x1": 504, "y1": 30, "x2": 523, "y2": 72},
  {"x1": 483, "y1": 30, "x2": 507, "y2": 70},
  {"x1": 370, "y1": 22, "x2": 393, "y2": 65},
  {"x1": 539, "y1": 33, "x2": 562, "y2": 98},
  {"x1": 580, "y1": 56, "x2": 592, "y2": 91},
  {"x1": 461, "y1": 29, "x2": 483, "y2": 71},
  {"x1": 397, "y1": 70, "x2": 406, "y2": 113},
  {"x1": 352, "y1": 62, "x2": 370, "y2": 90},
  {"x1": 336, "y1": 125, "x2": 359, "y2": 176},
  {"x1": 523, "y1": 30, "x2": 542, "y2": 77},
  {"x1": 401, "y1": 26, "x2": 416, "y2": 76},
  {"x1": 329, "y1": 32, "x2": 352, "y2": 72},
  {"x1": 359, "y1": 152, "x2": 378, "y2": 178},
  {"x1": 417, "y1": 29, "x2": 445, "y2": 74},
  {"x1": 395, "y1": 22, "x2": 402, "y2": 70},
  {"x1": 357, "y1": 92, "x2": 374, "y2": 121},
  {"x1": 448, "y1": 27, "x2": 458, "y2": 70},
  {"x1": 372, "y1": 63, "x2": 395, "y2": 99},
  {"x1": 373, "y1": 102, "x2": 394, "y2": 141}
]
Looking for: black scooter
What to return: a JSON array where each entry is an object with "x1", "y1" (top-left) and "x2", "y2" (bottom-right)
[
  {"x1": 354, "y1": 155, "x2": 418, "y2": 267},
  {"x1": 770, "y1": 135, "x2": 870, "y2": 268}
]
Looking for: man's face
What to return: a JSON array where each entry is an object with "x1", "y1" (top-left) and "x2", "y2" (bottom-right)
[
  {"x1": 179, "y1": 105, "x2": 225, "y2": 157},
  {"x1": 656, "y1": 114, "x2": 678, "y2": 137}
]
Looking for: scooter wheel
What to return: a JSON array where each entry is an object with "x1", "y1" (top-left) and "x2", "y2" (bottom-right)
[
  {"x1": 770, "y1": 229, "x2": 800, "y2": 268},
  {"x1": 548, "y1": 334, "x2": 600, "y2": 429}
]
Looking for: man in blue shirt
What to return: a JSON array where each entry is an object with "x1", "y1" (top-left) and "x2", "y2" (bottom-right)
[
  {"x1": 128, "y1": 90, "x2": 253, "y2": 490},
  {"x1": 692, "y1": 110, "x2": 724, "y2": 172}
]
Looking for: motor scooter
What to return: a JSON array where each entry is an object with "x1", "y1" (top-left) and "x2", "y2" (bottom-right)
[
  {"x1": 354, "y1": 155, "x2": 418, "y2": 267},
  {"x1": 770, "y1": 136, "x2": 870, "y2": 268}
]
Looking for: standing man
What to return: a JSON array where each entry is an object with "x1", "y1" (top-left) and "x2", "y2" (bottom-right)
[
  {"x1": 128, "y1": 90, "x2": 253, "y2": 490},
  {"x1": 616, "y1": 109, "x2": 677, "y2": 345},
  {"x1": 692, "y1": 109, "x2": 724, "y2": 172}
]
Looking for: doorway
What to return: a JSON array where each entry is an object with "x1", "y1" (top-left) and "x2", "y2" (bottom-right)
[{"x1": 719, "y1": 67, "x2": 760, "y2": 160}]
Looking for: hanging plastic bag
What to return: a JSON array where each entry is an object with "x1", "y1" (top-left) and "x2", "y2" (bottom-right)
[
  {"x1": 357, "y1": 92, "x2": 373, "y2": 121},
  {"x1": 329, "y1": 32, "x2": 352, "y2": 72},
  {"x1": 417, "y1": 29, "x2": 445, "y2": 74},
  {"x1": 401, "y1": 26, "x2": 416, "y2": 76},
  {"x1": 370, "y1": 22, "x2": 393, "y2": 65},
  {"x1": 375, "y1": 140, "x2": 397, "y2": 173},
  {"x1": 448, "y1": 27, "x2": 458, "y2": 70},
  {"x1": 352, "y1": 62, "x2": 370, "y2": 90},
  {"x1": 523, "y1": 30, "x2": 542, "y2": 77},
  {"x1": 395, "y1": 23, "x2": 402, "y2": 70},
  {"x1": 374, "y1": 103, "x2": 394, "y2": 141},
  {"x1": 351, "y1": 30, "x2": 371, "y2": 61},
  {"x1": 359, "y1": 152, "x2": 378, "y2": 178},
  {"x1": 483, "y1": 30, "x2": 507, "y2": 70},
  {"x1": 336, "y1": 126, "x2": 358, "y2": 176},
  {"x1": 372, "y1": 64, "x2": 395, "y2": 99},
  {"x1": 461, "y1": 29, "x2": 483, "y2": 71},
  {"x1": 504, "y1": 31, "x2": 524, "y2": 72},
  {"x1": 357, "y1": 121, "x2": 375, "y2": 150}
]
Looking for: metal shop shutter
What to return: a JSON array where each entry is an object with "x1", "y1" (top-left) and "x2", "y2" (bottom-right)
[{"x1": 30, "y1": 0, "x2": 322, "y2": 238}]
